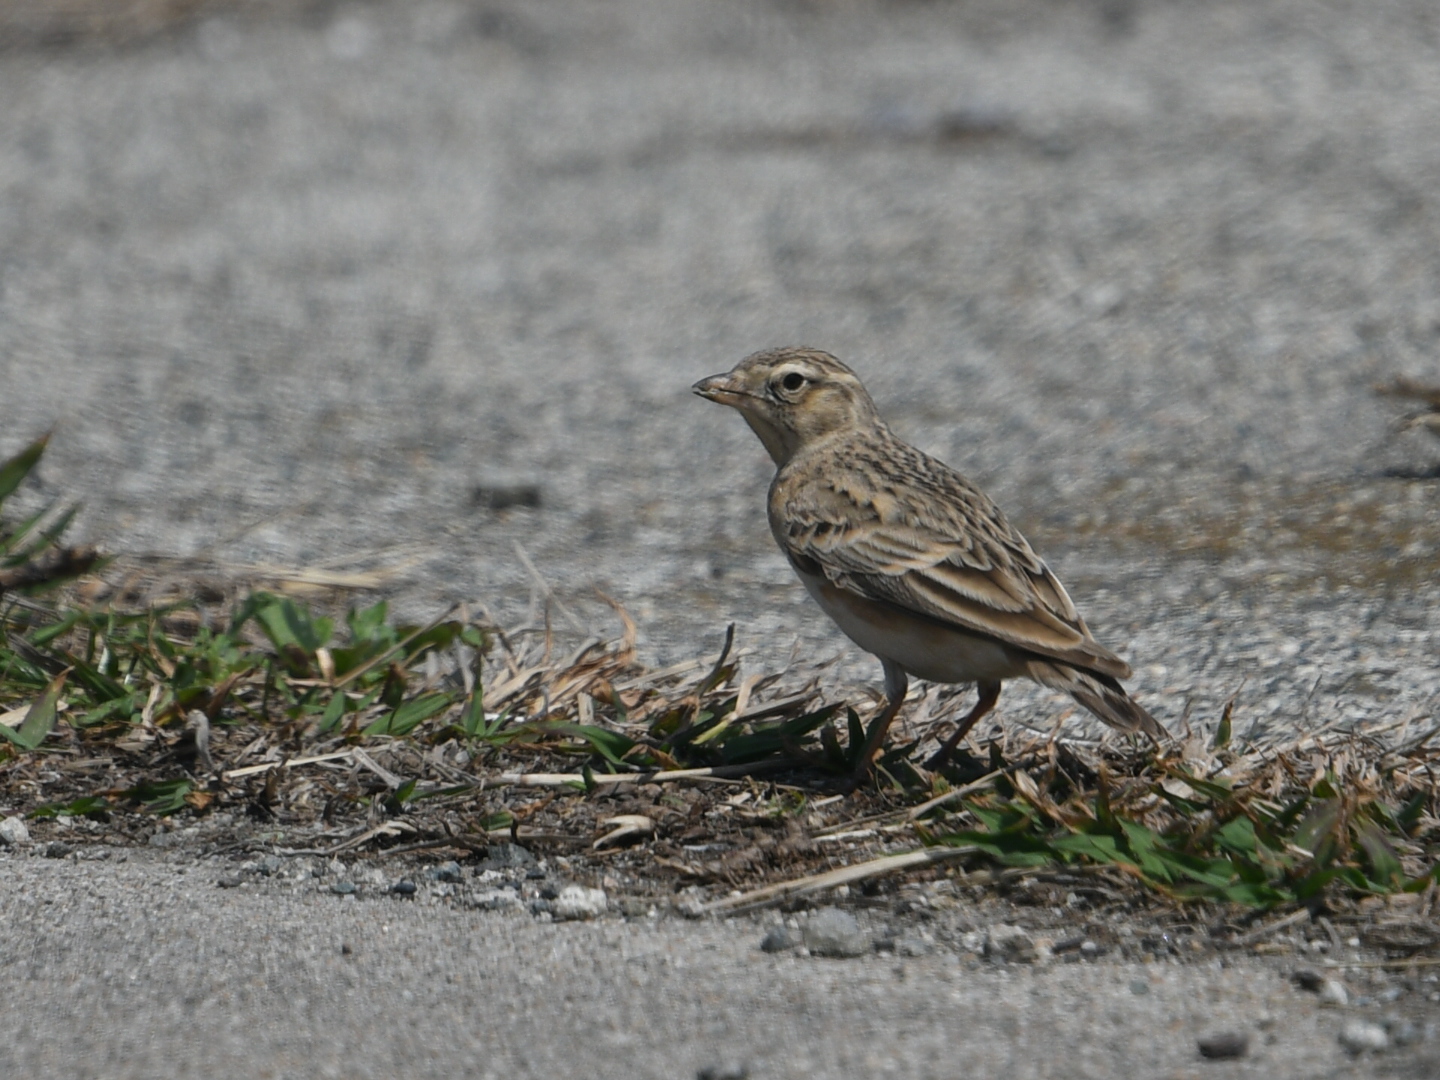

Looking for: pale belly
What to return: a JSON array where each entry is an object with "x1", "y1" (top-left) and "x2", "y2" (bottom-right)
[{"x1": 795, "y1": 569, "x2": 1029, "y2": 684}]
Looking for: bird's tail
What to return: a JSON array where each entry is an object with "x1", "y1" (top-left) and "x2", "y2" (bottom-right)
[{"x1": 1025, "y1": 660, "x2": 1168, "y2": 741}]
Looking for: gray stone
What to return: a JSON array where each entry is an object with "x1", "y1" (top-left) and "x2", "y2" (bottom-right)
[
  {"x1": 1319, "y1": 978, "x2": 1350, "y2": 1007},
  {"x1": 427, "y1": 861, "x2": 463, "y2": 883},
  {"x1": 465, "y1": 889, "x2": 523, "y2": 912},
  {"x1": 985, "y1": 923, "x2": 1039, "y2": 964},
  {"x1": 802, "y1": 909, "x2": 868, "y2": 959},
  {"x1": 1338, "y1": 1019, "x2": 1389, "y2": 1055},
  {"x1": 0, "y1": 817, "x2": 30, "y2": 845},
  {"x1": 330, "y1": 881, "x2": 357, "y2": 896},
  {"x1": 258, "y1": 855, "x2": 282, "y2": 876},
  {"x1": 896, "y1": 936, "x2": 935, "y2": 958},
  {"x1": 759, "y1": 925, "x2": 802, "y2": 953},
  {"x1": 478, "y1": 843, "x2": 536, "y2": 872},
  {"x1": 1196, "y1": 1031, "x2": 1250, "y2": 1059},
  {"x1": 1292, "y1": 968, "x2": 1325, "y2": 992},
  {"x1": 551, "y1": 885, "x2": 607, "y2": 921},
  {"x1": 1383, "y1": 1015, "x2": 1424, "y2": 1046},
  {"x1": 696, "y1": 1064, "x2": 748, "y2": 1080}
]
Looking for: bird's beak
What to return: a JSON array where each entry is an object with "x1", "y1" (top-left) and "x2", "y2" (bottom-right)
[{"x1": 692, "y1": 372, "x2": 745, "y2": 406}]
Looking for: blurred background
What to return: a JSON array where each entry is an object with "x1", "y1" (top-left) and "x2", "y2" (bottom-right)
[{"x1": 1, "y1": 0, "x2": 1437, "y2": 736}]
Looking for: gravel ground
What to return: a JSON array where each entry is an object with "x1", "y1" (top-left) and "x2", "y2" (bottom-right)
[
  {"x1": 2, "y1": 843, "x2": 1438, "y2": 1080},
  {"x1": 1, "y1": 0, "x2": 1439, "y2": 1074}
]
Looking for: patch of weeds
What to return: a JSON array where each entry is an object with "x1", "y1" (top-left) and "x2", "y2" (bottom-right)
[
  {"x1": 29, "y1": 795, "x2": 112, "y2": 821},
  {"x1": 0, "y1": 433, "x2": 102, "y2": 597},
  {"x1": 3, "y1": 433, "x2": 1439, "y2": 915},
  {"x1": 120, "y1": 777, "x2": 195, "y2": 815},
  {"x1": 925, "y1": 752, "x2": 1439, "y2": 909}
]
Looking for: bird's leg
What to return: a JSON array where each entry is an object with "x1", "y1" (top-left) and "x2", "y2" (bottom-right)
[
  {"x1": 848, "y1": 660, "x2": 908, "y2": 787},
  {"x1": 925, "y1": 680, "x2": 1002, "y2": 770}
]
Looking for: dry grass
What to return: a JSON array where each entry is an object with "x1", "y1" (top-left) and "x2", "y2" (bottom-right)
[{"x1": 3, "y1": 434, "x2": 1440, "y2": 955}]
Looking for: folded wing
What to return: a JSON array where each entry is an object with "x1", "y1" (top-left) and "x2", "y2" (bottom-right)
[{"x1": 775, "y1": 436, "x2": 1133, "y2": 680}]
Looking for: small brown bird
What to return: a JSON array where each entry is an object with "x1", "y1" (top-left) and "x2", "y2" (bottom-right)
[{"x1": 694, "y1": 346, "x2": 1165, "y2": 782}]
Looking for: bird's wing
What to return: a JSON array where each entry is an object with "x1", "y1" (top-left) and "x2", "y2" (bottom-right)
[{"x1": 774, "y1": 436, "x2": 1132, "y2": 679}]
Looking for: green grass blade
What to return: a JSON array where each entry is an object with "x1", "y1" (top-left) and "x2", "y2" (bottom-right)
[
  {"x1": 0, "y1": 433, "x2": 48, "y2": 505},
  {"x1": 363, "y1": 691, "x2": 454, "y2": 737},
  {"x1": 0, "y1": 669, "x2": 68, "y2": 750}
]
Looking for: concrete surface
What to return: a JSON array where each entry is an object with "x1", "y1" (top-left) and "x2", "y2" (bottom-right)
[{"x1": 2, "y1": 846, "x2": 1437, "y2": 1080}]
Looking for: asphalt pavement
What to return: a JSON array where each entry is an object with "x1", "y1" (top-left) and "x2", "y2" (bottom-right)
[{"x1": 1, "y1": 0, "x2": 1439, "y2": 1075}]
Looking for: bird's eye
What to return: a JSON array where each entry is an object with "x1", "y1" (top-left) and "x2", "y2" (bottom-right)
[{"x1": 780, "y1": 372, "x2": 806, "y2": 392}]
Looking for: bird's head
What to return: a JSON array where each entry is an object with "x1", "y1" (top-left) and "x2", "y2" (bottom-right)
[{"x1": 692, "y1": 347, "x2": 881, "y2": 466}]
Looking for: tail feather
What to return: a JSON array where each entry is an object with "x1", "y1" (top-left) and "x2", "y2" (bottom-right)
[{"x1": 1026, "y1": 660, "x2": 1168, "y2": 742}]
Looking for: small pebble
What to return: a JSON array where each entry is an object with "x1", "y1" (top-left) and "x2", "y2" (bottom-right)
[
  {"x1": 1197, "y1": 1031, "x2": 1250, "y2": 1060},
  {"x1": 896, "y1": 936, "x2": 934, "y2": 958},
  {"x1": 466, "y1": 889, "x2": 523, "y2": 912},
  {"x1": 551, "y1": 885, "x2": 608, "y2": 921},
  {"x1": 0, "y1": 816, "x2": 31, "y2": 845},
  {"x1": 696, "y1": 1064, "x2": 748, "y2": 1080},
  {"x1": 427, "y1": 861, "x2": 463, "y2": 883},
  {"x1": 985, "y1": 923, "x2": 1038, "y2": 964},
  {"x1": 1291, "y1": 968, "x2": 1325, "y2": 992},
  {"x1": 478, "y1": 842, "x2": 536, "y2": 871},
  {"x1": 1338, "y1": 1019, "x2": 1389, "y2": 1055},
  {"x1": 215, "y1": 874, "x2": 244, "y2": 889},
  {"x1": 259, "y1": 855, "x2": 282, "y2": 876},
  {"x1": 1079, "y1": 940, "x2": 1100, "y2": 959},
  {"x1": 1129, "y1": 979, "x2": 1150, "y2": 996},
  {"x1": 1388, "y1": 1019, "x2": 1423, "y2": 1047},
  {"x1": 43, "y1": 841, "x2": 72, "y2": 859},
  {"x1": 760, "y1": 925, "x2": 802, "y2": 953},
  {"x1": 391, "y1": 879, "x2": 417, "y2": 896},
  {"x1": 331, "y1": 881, "x2": 357, "y2": 895},
  {"x1": 1319, "y1": 979, "x2": 1350, "y2": 1007},
  {"x1": 958, "y1": 930, "x2": 986, "y2": 953},
  {"x1": 473, "y1": 482, "x2": 542, "y2": 511},
  {"x1": 803, "y1": 909, "x2": 869, "y2": 959}
]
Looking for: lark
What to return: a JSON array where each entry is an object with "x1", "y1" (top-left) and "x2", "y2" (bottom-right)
[{"x1": 694, "y1": 347, "x2": 1165, "y2": 782}]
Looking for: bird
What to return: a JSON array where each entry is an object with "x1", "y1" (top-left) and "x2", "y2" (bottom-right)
[{"x1": 692, "y1": 346, "x2": 1166, "y2": 783}]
